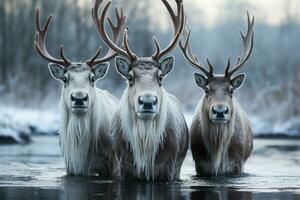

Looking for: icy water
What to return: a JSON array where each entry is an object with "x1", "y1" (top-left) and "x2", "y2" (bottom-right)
[{"x1": 0, "y1": 136, "x2": 299, "y2": 200}]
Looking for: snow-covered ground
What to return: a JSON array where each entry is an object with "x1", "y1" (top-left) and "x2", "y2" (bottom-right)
[
  {"x1": 251, "y1": 116, "x2": 300, "y2": 137},
  {"x1": 0, "y1": 113, "x2": 31, "y2": 144},
  {"x1": 0, "y1": 108, "x2": 299, "y2": 144},
  {"x1": 0, "y1": 108, "x2": 59, "y2": 144},
  {"x1": 5, "y1": 108, "x2": 60, "y2": 135}
]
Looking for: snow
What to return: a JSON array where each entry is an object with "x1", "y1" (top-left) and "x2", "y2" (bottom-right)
[
  {"x1": 0, "y1": 107, "x2": 299, "y2": 145},
  {"x1": 185, "y1": 113, "x2": 300, "y2": 136},
  {"x1": 7, "y1": 108, "x2": 60, "y2": 135},
  {"x1": 251, "y1": 116, "x2": 300, "y2": 136},
  {"x1": 0, "y1": 113, "x2": 31, "y2": 144},
  {"x1": 0, "y1": 108, "x2": 59, "y2": 144}
]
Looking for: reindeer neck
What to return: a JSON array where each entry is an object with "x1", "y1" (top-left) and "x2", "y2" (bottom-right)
[{"x1": 119, "y1": 88, "x2": 168, "y2": 180}]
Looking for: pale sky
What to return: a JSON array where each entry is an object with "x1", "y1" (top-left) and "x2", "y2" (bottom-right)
[
  {"x1": 149, "y1": 0, "x2": 300, "y2": 30},
  {"x1": 196, "y1": 0, "x2": 300, "y2": 26}
]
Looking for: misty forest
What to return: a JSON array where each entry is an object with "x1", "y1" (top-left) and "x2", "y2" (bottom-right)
[
  {"x1": 1, "y1": 0, "x2": 300, "y2": 140},
  {"x1": 0, "y1": 0, "x2": 300, "y2": 199}
]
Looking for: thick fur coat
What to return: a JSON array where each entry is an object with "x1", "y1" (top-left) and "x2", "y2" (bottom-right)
[
  {"x1": 112, "y1": 88, "x2": 189, "y2": 181},
  {"x1": 60, "y1": 89, "x2": 118, "y2": 176},
  {"x1": 190, "y1": 97, "x2": 253, "y2": 176}
]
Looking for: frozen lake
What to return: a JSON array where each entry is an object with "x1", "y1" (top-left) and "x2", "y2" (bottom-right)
[{"x1": 0, "y1": 136, "x2": 299, "y2": 199}]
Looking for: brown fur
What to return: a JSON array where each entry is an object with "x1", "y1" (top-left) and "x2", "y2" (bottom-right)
[
  {"x1": 113, "y1": 110, "x2": 189, "y2": 181},
  {"x1": 191, "y1": 97, "x2": 253, "y2": 176},
  {"x1": 91, "y1": 129, "x2": 117, "y2": 178},
  {"x1": 182, "y1": 12, "x2": 255, "y2": 177}
]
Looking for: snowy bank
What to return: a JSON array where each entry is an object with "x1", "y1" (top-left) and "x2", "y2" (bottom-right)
[
  {"x1": 251, "y1": 116, "x2": 300, "y2": 137},
  {"x1": 7, "y1": 108, "x2": 60, "y2": 135},
  {"x1": 0, "y1": 113, "x2": 31, "y2": 144},
  {"x1": 0, "y1": 108, "x2": 59, "y2": 144},
  {"x1": 185, "y1": 112, "x2": 300, "y2": 137},
  {"x1": 0, "y1": 107, "x2": 299, "y2": 144}
]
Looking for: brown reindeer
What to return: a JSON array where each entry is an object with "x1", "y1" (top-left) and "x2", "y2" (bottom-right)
[
  {"x1": 34, "y1": 5, "x2": 125, "y2": 176},
  {"x1": 180, "y1": 13, "x2": 254, "y2": 176},
  {"x1": 92, "y1": 0, "x2": 188, "y2": 181}
]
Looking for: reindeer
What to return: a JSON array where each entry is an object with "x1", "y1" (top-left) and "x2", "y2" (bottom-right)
[
  {"x1": 92, "y1": 0, "x2": 188, "y2": 181},
  {"x1": 180, "y1": 13, "x2": 254, "y2": 176},
  {"x1": 34, "y1": 5, "x2": 125, "y2": 177}
]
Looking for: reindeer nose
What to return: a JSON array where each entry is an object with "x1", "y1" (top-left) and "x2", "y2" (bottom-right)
[
  {"x1": 212, "y1": 104, "x2": 229, "y2": 119},
  {"x1": 71, "y1": 92, "x2": 88, "y2": 106},
  {"x1": 138, "y1": 94, "x2": 158, "y2": 110}
]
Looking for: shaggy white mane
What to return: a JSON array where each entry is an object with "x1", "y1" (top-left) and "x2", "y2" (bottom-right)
[
  {"x1": 119, "y1": 88, "x2": 184, "y2": 180},
  {"x1": 60, "y1": 89, "x2": 116, "y2": 176}
]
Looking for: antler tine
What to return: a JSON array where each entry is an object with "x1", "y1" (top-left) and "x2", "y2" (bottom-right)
[
  {"x1": 89, "y1": 2, "x2": 127, "y2": 65},
  {"x1": 86, "y1": 47, "x2": 102, "y2": 67},
  {"x1": 206, "y1": 58, "x2": 214, "y2": 75},
  {"x1": 161, "y1": 0, "x2": 181, "y2": 30},
  {"x1": 152, "y1": 37, "x2": 161, "y2": 60},
  {"x1": 226, "y1": 12, "x2": 254, "y2": 77},
  {"x1": 179, "y1": 29, "x2": 211, "y2": 77},
  {"x1": 59, "y1": 46, "x2": 72, "y2": 65},
  {"x1": 92, "y1": 0, "x2": 133, "y2": 62},
  {"x1": 123, "y1": 27, "x2": 138, "y2": 61},
  {"x1": 34, "y1": 8, "x2": 71, "y2": 67},
  {"x1": 224, "y1": 57, "x2": 231, "y2": 76},
  {"x1": 152, "y1": 0, "x2": 185, "y2": 61}
]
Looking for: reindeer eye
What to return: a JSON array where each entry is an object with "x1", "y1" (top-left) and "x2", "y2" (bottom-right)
[
  {"x1": 204, "y1": 88, "x2": 209, "y2": 97},
  {"x1": 91, "y1": 76, "x2": 95, "y2": 83},
  {"x1": 230, "y1": 89, "x2": 234, "y2": 96},
  {"x1": 158, "y1": 75, "x2": 164, "y2": 84},
  {"x1": 128, "y1": 74, "x2": 133, "y2": 82},
  {"x1": 62, "y1": 77, "x2": 68, "y2": 84}
]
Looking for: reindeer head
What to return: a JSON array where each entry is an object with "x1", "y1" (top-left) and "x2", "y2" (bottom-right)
[
  {"x1": 34, "y1": 5, "x2": 125, "y2": 114},
  {"x1": 180, "y1": 13, "x2": 254, "y2": 123},
  {"x1": 92, "y1": 0, "x2": 184, "y2": 119},
  {"x1": 115, "y1": 56, "x2": 175, "y2": 119}
]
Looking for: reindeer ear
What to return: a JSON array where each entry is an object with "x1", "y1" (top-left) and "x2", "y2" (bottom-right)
[
  {"x1": 159, "y1": 56, "x2": 174, "y2": 76},
  {"x1": 93, "y1": 63, "x2": 109, "y2": 80},
  {"x1": 48, "y1": 63, "x2": 65, "y2": 80},
  {"x1": 231, "y1": 73, "x2": 246, "y2": 90},
  {"x1": 194, "y1": 73, "x2": 208, "y2": 89},
  {"x1": 115, "y1": 56, "x2": 130, "y2": 78}
]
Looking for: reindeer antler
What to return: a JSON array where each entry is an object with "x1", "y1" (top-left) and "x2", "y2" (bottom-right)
[
  {"x1": 180, "y1": 12, "x2": 254, "y2": 78},
  {"x1": 93, "y1": 0, "x2": 184, "y2": 63},
  {"x1": 88, "y1": 0, "x2": 127, "y2": 66},
  {"x1": 34, "y1": 8, "x2": 71, "y2": 67},
  {"x1": 35, "y1": 4, "x2": 124, "y2": 68},
  {"x1": 92, "y1": 0, "x2": 135, "y2": 61},
  {"x1": 225, "y1": 12, "x2": 254, "y2": 77},
  {"x1": 179, "y1": 29, "x2": 213, "y2": 78},
  {"x1": 152, "y1": 0, "x2": 185, "y2": 61}
]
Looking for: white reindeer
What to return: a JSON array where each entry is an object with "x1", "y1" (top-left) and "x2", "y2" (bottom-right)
[
  {"x1": 92, "y1": 0, "x2": 189, "y2": 181},
  {"x1": 34, "y1": 6, "x2": 125, "y2": 176}
]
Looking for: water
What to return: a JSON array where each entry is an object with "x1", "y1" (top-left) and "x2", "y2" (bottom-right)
[{"x1": 0, "y1": 136, "x2": 299, "y2": 200}]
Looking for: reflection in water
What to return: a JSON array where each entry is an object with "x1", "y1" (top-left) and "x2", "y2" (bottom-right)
[
  {"x1": 0, "y1": 178, "x2": 299, "y2": 200},
  {"x1": 61, "y1": 178, "x2": 187, "y2": 200},
  {"x1": 189, "y1": 188, "x2": 252, "y2": 200},
  {"x1": 116, "y1": 181, "x2": 186, "y2": 200},
  {"x1": 0, "y1": 187, "x2": 61, "y2": 200},
  {"x1": 0, "y1": 137, "x2": 300, "y2": 200},
  {"x1": 61, "y1": 177, "x2": 118, "y2": 200}
]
